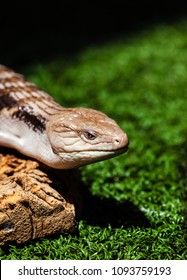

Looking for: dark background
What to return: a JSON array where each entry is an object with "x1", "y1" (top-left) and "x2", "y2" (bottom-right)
[{"x1": 0, "y1": 1, "x2": 187, "y2": 68}]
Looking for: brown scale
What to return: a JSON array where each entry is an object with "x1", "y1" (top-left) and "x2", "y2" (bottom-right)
[{"x1": 0, "y1": 66, "x2": 60, "y2": 133}]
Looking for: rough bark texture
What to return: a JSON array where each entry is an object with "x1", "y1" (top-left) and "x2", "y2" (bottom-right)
[{"x1": 0, "y1": 148, "x2": 82, "y2": 246}]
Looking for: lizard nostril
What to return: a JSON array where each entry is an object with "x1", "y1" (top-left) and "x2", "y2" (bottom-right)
[
  {"x1": 114, "y1": 137, "x2": 120, "y2": 145},
  {"x1": 114, "y1": 134, "x2": 129, "y2": 148}
]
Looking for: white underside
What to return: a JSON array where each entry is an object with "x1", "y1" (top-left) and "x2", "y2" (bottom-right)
[{"x1": 0, "y1": 115, "x2": 61, "y2": 167}]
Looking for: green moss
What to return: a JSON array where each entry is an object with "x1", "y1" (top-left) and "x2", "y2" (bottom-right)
[{"x1": 0, "y1": 20, "x2": 186, "y2": 260}]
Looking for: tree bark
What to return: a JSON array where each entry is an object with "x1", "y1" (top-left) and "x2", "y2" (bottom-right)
[{"x1": 0, "y1": 148, "x2": 82, "y2": 246}]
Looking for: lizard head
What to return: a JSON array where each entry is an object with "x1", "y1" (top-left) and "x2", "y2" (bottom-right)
[{"x1": 47, "y1": 108, "x2": 129, "y2": 169}]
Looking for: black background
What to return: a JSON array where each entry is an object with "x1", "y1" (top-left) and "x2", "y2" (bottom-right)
[{"x1": 0, "y1": 1, "x2": 187, "y2": 68}]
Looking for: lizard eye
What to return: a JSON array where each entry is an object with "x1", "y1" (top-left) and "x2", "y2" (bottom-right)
[{"x1": 82, "y1": 130, "x2": 97, "y2": 140}]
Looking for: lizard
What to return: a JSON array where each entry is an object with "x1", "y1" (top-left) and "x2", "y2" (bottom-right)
[{"x1": 0, "y1": 65, "x2": 129, "y2": 169}]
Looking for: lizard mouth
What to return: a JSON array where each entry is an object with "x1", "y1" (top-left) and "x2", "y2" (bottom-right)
[
  {"x1": 106, "y1": 145, "x2": 129, "y2": 156},
  {"x1": 57, "y1": 145, "x2": 129, "y2": 169},
  {"x1": 117, "y1": 146, "x2": 128, "y2": 154},
  {"x1": 109, "y1": 141, "x2": 129, "y2": 154},
  {"x1": 91, "y1": 144, "x2": 129, "y2": 157}
]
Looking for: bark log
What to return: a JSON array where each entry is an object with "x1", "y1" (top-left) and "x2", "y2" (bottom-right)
[{"x1": 0, "y1": 148, "x2": 82, "y2": 246}]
